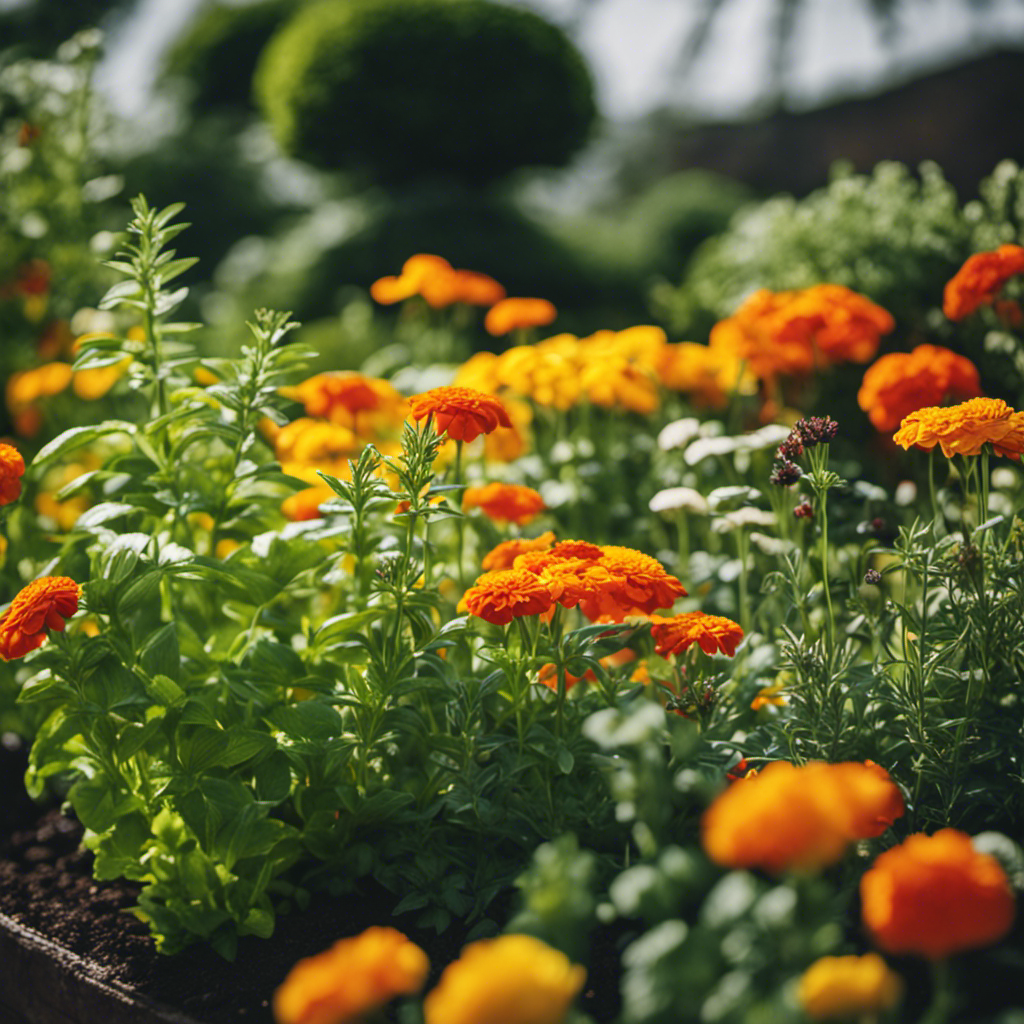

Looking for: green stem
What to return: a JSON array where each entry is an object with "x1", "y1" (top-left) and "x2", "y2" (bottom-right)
[
  {"x1": 919, "y1": 960, "x2": 954, "y2": 1024},
  {"x1": 454, "y1": 440, "x2": 465, "y2": 590}
]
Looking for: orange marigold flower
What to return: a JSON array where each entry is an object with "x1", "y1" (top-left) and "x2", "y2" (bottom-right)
[
  {"x1": 0, "y1": 576, "x2": 81, "y2": 661},
  {"x1": 781, "y1": 284, "x2": 894, "y2": 364},
  {"x1": 650, "y1": 611, "x2": 744, "y2": 658},
  {"x1": 286, "y1": 373, "x2": 397, "y2": 426},
  {"x1": 370, "y1": 254, "x2": 453, "y2": 305},
  {"x1": 857, "y1": 344, "x2": 982, "y2": 433},
  {"x1": 275, "y1": 419, "x2": 361, "y2": 468},
  {"x1": 446, "y1": 269, "x2": 506, "y2": 308},
  {"x1": 702, "y1": 761, "x2": 905, "y2": 874},
  {"x1": 6, "y1": 361, "x2": 73, "y2": 414},
  {"x1": 463, "y1": 482, "x2": 546, "y2": 525},
  {"x1": 422, "y1": 934, "x2": 585, "y2": 1024},
  {"x1": 282, "y1": 486, "x2": 336, "y2": 522},
  {"x1": 482, "y1": 531, "x2": 556, "y2": 571},
  {"x1": 409, "y1": 386, "x2": 512, "y2": 443},
  {"x1": 798, "y1": 954, "x2": 902, "y2": 1020},
  {"x1": 0, "y1": 442, "x2": 26, "y2": 505},
  {"x1": 943, "y1": 244, "x2": 1024, "y2": 321},
  {"x1": 894, "y1": 396, "x2": 1024, "y2": 459},
  {"x1": 463, "y1": 568, "x2": 555, "y2": 625},
  {"x1": 580, "y1": 358, "x2": 660, "y2": 415},
  {"x1": 657, "y1": 342, "x2": 755, "y2": 409},
  {"x1": 861, "y1": 829, "x2": 1016, "y2": 959},
  {"x1": 578, "y1": 545, "x2": 687, "y2": 622},
  {"x1": 484, "y1": 298, "x2": 557, "y2": 337},
  {"x1": 273, "y1": 926, "x2": 429, "y2": 1024}
]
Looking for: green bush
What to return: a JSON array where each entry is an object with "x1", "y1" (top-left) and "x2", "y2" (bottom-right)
[
  {"x1": 254, "y1": 0, "x2": 596, "y2": 186},
  {"x1": 161, "y1": 0, "x2": 302, "y2": 115}
]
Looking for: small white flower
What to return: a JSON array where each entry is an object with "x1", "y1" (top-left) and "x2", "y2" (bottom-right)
[
  {"x1": 991, "y1": 467, "x2": 1018, "y2": 491},
  {"x1": 741, "y1": 424, "x2": 792, "y2": 451},
  {"x1": 684, "y1": 435, "x2": 741, "y2": 465},
  {"x1": 649, "y1": 487, "x2": 709, "y2": 515},
  {"x1": 713, "y1": 507, "x2": 777, "y2": 532},
  {"x1": 749, "y1": 531, "x2": 795, "y2": 556},
  {"x1": 657, "y1": 417, "x2": 701, "y2": 451},
  {"x1": 894, "y1": 480, "x2": 917, "y2": 506},
  {"x1": 708, "y1": 485, "x2": 763, "y2": 510}
]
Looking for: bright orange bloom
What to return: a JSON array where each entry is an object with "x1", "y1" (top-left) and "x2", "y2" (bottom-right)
[
  {"x1": 579, "y1": 545, "x2": 687, "y2": 622},
  {"x1": 781, "y1": 284, "x2": 894, "y2": 364},
  {"x1": 0, "y1": 576, "x2": 81, "y2": 661},
  {"x1": 702, "y1": 761, "x2": 905, "y2": 874},
  {"x1": 0, "y1": 442, "x2": 26, "y2": 505},
  {"x1": 409, "y1": 386, "x2": 512, "y2": 443},
  {"x1": 484, "y1": 298, "x2": 557, "y2": 337},
  {"x1": 446, "y1": 270, "x2": 506, "y2": 308},
  {"x1": 894, "y1": 396, "x2": 1024, "y2": 459},
  {"x1": 463, "y1": 568, "x2": 555, "y2": 625},
  {"x1": 423, "y1": 934, "x2": 585, "y2": 1024},
  {"x1": 273, "y1": 926, "x2": 429, "y2": 1024},
  {"x1": 798, "y1": 954, "x2": 902, "y2": 1020},
  {"x1": 861, "y1": 829, "x2": 1015, "y2": 959},
  {"x1": 857, "y1": 344, "x2": 982, "y2": 432},
  {"x1": 286, "y1": 373, "x2": 399, "y2": 426},
  {"x1": 482, "y1": 531, "x2": 555, "y2": 571},
  {"x1": 275, "y1": 419, "x2": 360, "y2": 469},
  {"x1": 580, "y1": 358, "x2": 660, "y2": 415},
  {"x1": 370, "y1": 254, "x2": 453, "y2": 305},
  {"x1": 281, "y1": 486, "x2": 336, "y2": 522},
  {"x1": 463, "y1": 482, "x2": 545, "y2": 525},
  {"x1": 657, "y1": 342, "x2": 755, "y2": 409},
  {"x1": 650, "y1": 611, "x2": 744, "y2": 658},
  {"x1": 943, "y1": 244, "x2": 1024, "y2": 321},
  {"x1": 5, "y1": 361, "x2": 73, "y2": 415}
]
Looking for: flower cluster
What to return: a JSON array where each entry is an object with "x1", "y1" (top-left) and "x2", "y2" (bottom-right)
[
  {"x1": 463, "y1": 482, "x2": 546, "y2": 525},
  {"x1": 701, "y1": 760, "x2": 905, "y2": 873},
  {"x1": 894, "y1": 396, "x2": 1024, "y2": 459},
  {"x1": 857, "y1": 344, "x2": 982, "y2": 432}
]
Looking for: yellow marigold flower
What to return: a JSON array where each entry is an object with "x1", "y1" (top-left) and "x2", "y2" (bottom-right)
[
  {"x1": 496, "y1": 346, "x2": 581, "y2": 411},
  {"x1": 275, "y1": 419, "x2": 361, "y2": 468},
  {"x1": 409, "y1": 386, "x2": 512, "y2": 443},
  {"x1": 463, "y1": 482, "x2": 546, "y2": 525},
  {"x1": 894, "y1": 397, "x2": 1024, "y2": 459},
  {"x1": 750, "y1": 681, "x2": 788, "y2": 711},
  {"x1": 484, "y1": 396, "x2": 532, "y2": 462},
  {"x1": 857, "y1": 344, "x2": 982, "y2": 433},
  {"x1": 861, "y1": 829, "x2": 1016, "y2": 959},
  {"x1": 72, "y1": 356, "x2": 132, "y2": 400},
  {"x1": 657, "y1": 342, "x2": 755, "y2": 409},
  {"x1": 454, "y1": 351, "x2": 502, "y2": 394},
  {"x1": 463, "y1": 568, "x2": 555, "y2": 625},
  {"x1": 423, "y1": 934, "x2": 585, "y2": 1024},
  {"x1": 482, "y1": 531, "x2": 556, "y2": 571},
  {"x1": 5, "y1": 361, "x2": 73, "y2": 414},
  {"x1": 485, "y1": 298, "x2": 557, "y2": 337},
  {"x1": 282, "y1": 485, "x2": 337, "y2": 522},
  {"x1": 273, "y1": 926, "x2": 429, "y2": 1024},
  {"x1": 580, "y1": 358, "x2": 659, "y2": 415},
  {"x1": 944, "y1": 244, "x2": 1024, "y2": 321},
  {"x1": 0, "y1": 442, "x2": 26, "y2": 506},
  {"x1": 798, "y1": 954, "x2": 902, "y2": 1020},
  {"x1": 0, "y1": 576, "x2": 81, "y2": 661},
  {"x1": 649, "y1": 611, "x2": 744, "y2": 658}
]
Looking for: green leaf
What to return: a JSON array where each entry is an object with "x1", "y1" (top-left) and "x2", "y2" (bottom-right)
[
  {"x1": 33, "y1": 421, "x2": 136, "y2": 467},
  {"x1": 144, "y1": 673, "x2": 186, "y2": 708}
]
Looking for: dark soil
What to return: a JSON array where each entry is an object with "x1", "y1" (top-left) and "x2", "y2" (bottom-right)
[{"x1": 0, "y1": 739, "x2": 624, "y2": 1024}]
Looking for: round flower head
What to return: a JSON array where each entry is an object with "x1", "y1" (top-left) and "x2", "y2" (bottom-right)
[
  {"x1": 463, "y1": 568, "x2": 555, "y2": 625},
  {"x1": 484, "y1": 298, "x2": 557, "y2": 337},
  {"x1": 409, "y1": 386, "x2": 512, "y2": 443},
  {"x1": 894, "y1": 397, "x2": 1024, "y2": 459},
  {"x1": 650, "y1": 611, "x2": 744, "y2": 658},
  {"x1": 657, "y1": 342, "x2": 754, "y2": 409},
  {"x1": 273, "y1": 926, "x2": 429, "y2": 1024},
  {"x1": 579, "y1": 545, "x2": 687, "y2": 621},
  {"x1": 944, "y1": 244, "x2": 1024, "y2": 321},
  {"x1": 857, "y1": 344, "x2": 982, "y2": 433},
  {"x1": 482, "y1": 532, "x2": 556, "y2": 572},
  {"x1": 463, "y1": 482, "x2": 546, "y2": 525},
  {"x1": 0, "y1": 442, "x2": 26, "y2": 505},
  {"x1": 702, "y1": 761, "x2": 905, "y2": 874},
  {"x1": 423, "y1": 934, "x2": 585, "y2": 1024},
  {"x1": 861, "y1": 829, "x2": 1016, "y2": 959},
  {"x1": 287, "y1": 372, "x2": 392, "y2": 423},
  {"x1": 0, "y1": 576, "x2": 81, "y2": 661},
  {"x1": 370, "y1": 254, "x2": 453, "y2": 305},
  {"x1": 798, "y1": 954, "x2": 902, "y2": 1021}
]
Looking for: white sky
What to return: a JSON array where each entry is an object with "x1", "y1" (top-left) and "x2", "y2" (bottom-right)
[{"x1": 85, "y1": 0, "x2": 1024, "y2": 122}]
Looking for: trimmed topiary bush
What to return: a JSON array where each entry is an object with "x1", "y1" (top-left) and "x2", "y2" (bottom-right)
[
  {"x1": 254, "y1": 0, "x2": 596, "y2": 186},
  {"x1": 162, "y1": 0, "x2": 303, "y2": 115}
]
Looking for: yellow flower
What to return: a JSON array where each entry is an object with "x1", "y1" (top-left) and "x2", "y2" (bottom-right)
[
  {"x1": 423, "y1": 935, "x2": 585, "y2": 1024},
  {"x1": 73, "y1": 356, "x2": 132, "y2": 400},
  {"x1": 894, "y1": 397, "x2": 1024, "y2": 459},
  {"x1": 798, "y1": 954, "x2": 902, "y2": 1020}
]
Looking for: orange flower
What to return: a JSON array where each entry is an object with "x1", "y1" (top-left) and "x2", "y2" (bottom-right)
[
  {"x1": 657, "y1": 342, "x2": 755, "y2": 409},
  {"x1": 484, "y1": 298, "x2": 557, "y2": 337},
  {"x1": 286, "y1": 373, "x2": 401, "y2": 429},
  {"x1": 579, "y1": 545, "x2": 687, "y2": 622},
  {"x1": 370, "y1": 254, "x2": 453, "y2": 305},
  {"x1": 857, "y1": 344, "x2": 982, "y2": 432},
  {"x1": 275, "y1": 419, "x2": 360, "y2": 468},
  {"x1": 442, "y1": 270, "x2": 506, "y2": 308},
  {"x1": 422, "y1": 934, "x2": 585, "y2": 1024},
  {"x1": 6, "y1": 361, "x2": 73, "y2": 416},
  {"x1": 537, "y1": 648, "x2": 637, "y2": 691},
  {"x1": 894, "y1": 396, "x2": 1024, "y2": 459},
  {"x1": 798, "y1": 954, "x2": 902, "y2": 1020},
  {"x1": 0, "y1": 442, "x2": 26, "y2": 505},
  {"x1": 781, "y1": 284, "x2": 894, "y2": 364},
  {"x1": 273, "y1": 926, "x2": 429, "y2": 1024},
  {"x1": 282, "y1": 486, "x2": 336, "y2": 521},
  {"x1": 463, "y1": 568, "x2": 555, "y2": 625},
  {"x1": 409, "y1": 386, "x2": 512, "y2": 443},
  {"x1": 463, "y1": 482, "x2": 546, "y2": 525},
  {"x1": 943, "y1": 244, "x2": 1024, "y2": 321},
  {"x1": 482, "y1": 531, "x2": 556, "y2": 571},
  {"x1": 702, "y1": 761, "x2": 905, "y2": 873},
  {"x1": 650, "y1": 611, "x2": 744, "y2": 658},
  {"x1": 0, "y1": 576, "x2": 81, "y2": 661},
  {"x1": 580, "y1": 358, "x2": 660, "y2": 415},
  {"x1": 861, "y1": 829, "x2": 1015, "y2": 959}
]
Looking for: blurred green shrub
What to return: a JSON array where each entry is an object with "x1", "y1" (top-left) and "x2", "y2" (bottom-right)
[
  {"x1": 661, "y1": 161, "x2": 969, "y2": 339},
  {"x1": 161, "y1": 0, "x2": 303, "y2": 115},
  {"x1": 254, "y1": 0, "x2": 596, "y2": 186}
]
